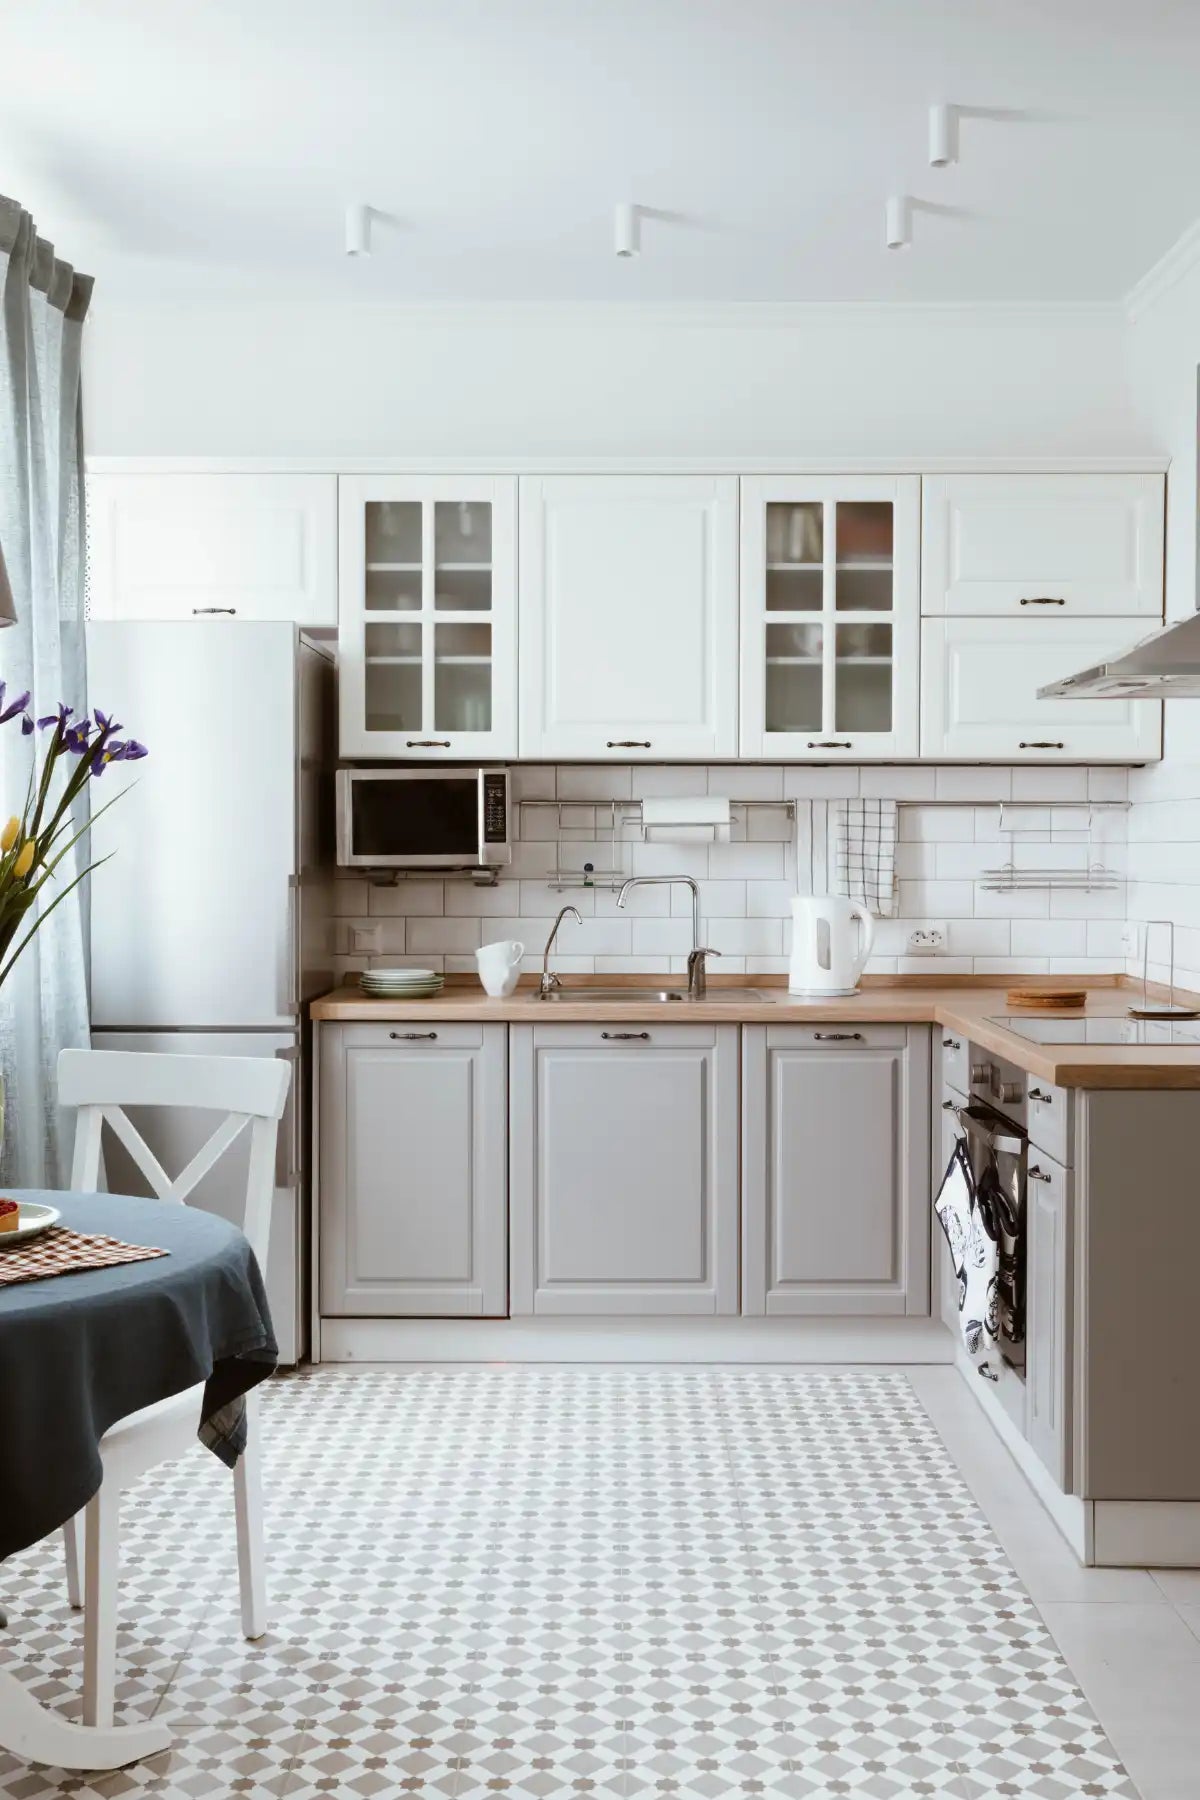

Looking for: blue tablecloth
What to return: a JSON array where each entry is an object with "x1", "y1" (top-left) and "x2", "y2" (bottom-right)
[{"x1": 0, "y1": 1190, "x2": 276, "y2": 1561}]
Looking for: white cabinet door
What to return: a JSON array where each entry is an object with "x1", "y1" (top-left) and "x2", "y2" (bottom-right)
[
  {"x1": 921, "y1": 474, "x2": 1164, "y2": 618},
  {"x1": 921, "y1": 618, "x2": 1162, "y2": 761},
  {"x1": 87, "y1": 473, "x2": 337, "y2": 623},
  {"x1": 742, "y1": 1025, "x2": 930, "y2": 1316},
  {"x1": 319, "y1": 1022, "x2": 507, "y2": 1317},
  {"x1": 519, "y1": 476, "x2": 738, "y2": 759},
  {"x1": 338, "y1": 477, "x2": 517, "y2": 760},
  {"x1": 1026, "y1": 1150, "x2": 1074, "y2": 1489},
  {"x1": 740, "y1": 476, "x2": 919, "y2": 759},
  {"x1": 510, "y1": 1022, "x2": 739, "y2": 1314}
]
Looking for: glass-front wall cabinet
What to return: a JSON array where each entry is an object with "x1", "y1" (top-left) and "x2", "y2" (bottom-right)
[
  {"x1": 740, "y1": 477, "x2": 920, "y2": 759},
  {"x1": 338, "y1": 477, "x2": 517, "y2": 758}
]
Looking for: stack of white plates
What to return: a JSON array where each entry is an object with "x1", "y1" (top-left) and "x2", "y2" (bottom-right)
[{"x1": 360, "y1": 967, "x2": 445, "y2": 1000}]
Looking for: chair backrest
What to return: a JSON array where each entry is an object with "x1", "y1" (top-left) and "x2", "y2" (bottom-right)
[{"x1": 57, "y1": 1048, "x2": 291, "y2": 1265}]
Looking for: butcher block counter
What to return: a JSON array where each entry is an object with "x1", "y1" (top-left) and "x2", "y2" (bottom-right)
[{"x1": 310, "y1": 975, "x2": 1200, "y2": 1089}]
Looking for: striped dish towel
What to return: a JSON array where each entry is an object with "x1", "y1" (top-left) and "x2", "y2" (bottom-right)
[{"x1": 835, "y1": 798, "x2": 898, "y2": 918}]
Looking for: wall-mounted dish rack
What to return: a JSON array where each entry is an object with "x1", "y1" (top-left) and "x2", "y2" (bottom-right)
[{"x1": 975, "y1": 799, "x2": 1127, "y2": 893}]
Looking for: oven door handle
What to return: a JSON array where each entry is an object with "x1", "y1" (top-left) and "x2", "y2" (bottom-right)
[{"x1": 950, "y1": 1102, "x2": 1027, "y2": 1159}]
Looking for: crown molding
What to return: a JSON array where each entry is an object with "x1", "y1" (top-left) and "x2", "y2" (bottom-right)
[{"x1": 1126, "y1": 218, "x2": 1200, "y2": 321}]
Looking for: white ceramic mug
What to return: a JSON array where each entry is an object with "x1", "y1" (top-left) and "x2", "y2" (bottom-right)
[{"x1": 476, "y1": 938, "x2": 524, "y2": 998}]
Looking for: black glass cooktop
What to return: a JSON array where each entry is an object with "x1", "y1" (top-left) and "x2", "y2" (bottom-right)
[{"x1": 989, "y1": 1014, "x2": 1200, "y2": 1046}]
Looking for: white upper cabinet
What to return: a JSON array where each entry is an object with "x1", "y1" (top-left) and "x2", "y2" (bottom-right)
[
  {"x1": 87, "y1": 473, "x2": 337, "y2": 624},
  {"x1": 739, "y1": 477, "x2": 920, "y2": 760},
  {"x1": 921, "y1": 474, "x2": 1165, "y2": 617},
  {"x1": 921, "y1": 616, "x2": 1162, "y2": 762},
  {"x1": 518, "y1": 475, "x2": 738, "y2": 760},
  {"x1": 338, "y1": 477, "x2": 517, "y2": 760}
]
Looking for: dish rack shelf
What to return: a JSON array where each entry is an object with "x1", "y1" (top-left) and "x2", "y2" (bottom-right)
[
  {"x1": 515, "y1": 797, "x2": 796, "y2": 892},
  {"x1": 977, "y1": 800, "x2": 1126, "y2": 893}
]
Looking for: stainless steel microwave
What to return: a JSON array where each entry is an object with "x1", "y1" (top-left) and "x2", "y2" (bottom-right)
[{"x1": 336, "y1": 767, "x2": 511, "y2": 870}]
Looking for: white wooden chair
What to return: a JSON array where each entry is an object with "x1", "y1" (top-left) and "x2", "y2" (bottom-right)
[{"x1": 55, "y1": 1047, "x2": 291, "y2": 1730}]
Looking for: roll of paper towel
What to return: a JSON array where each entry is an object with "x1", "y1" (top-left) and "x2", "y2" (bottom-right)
[{"x1": 640, "y1": 796, "x2": 732, "y2": 843}]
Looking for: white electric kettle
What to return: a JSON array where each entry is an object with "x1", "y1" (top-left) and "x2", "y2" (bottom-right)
[{"x1": 789, "y1": 894, "x2": 875, "y2": 996}]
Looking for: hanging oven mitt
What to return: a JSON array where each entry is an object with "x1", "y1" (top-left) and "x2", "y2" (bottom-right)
[{"x1": 933, "y1": 1137, "x2": 1001, "y2": 1366}]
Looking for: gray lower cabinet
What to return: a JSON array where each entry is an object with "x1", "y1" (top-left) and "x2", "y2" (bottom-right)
[
  {"x1": 742, "y1": 1024, "x2": 931, "y2": 1315},
  {"x1": 319, "y1": 1021, "x2": 508, "y2": 1317},
  {"x1": 1026, "y1": 1148, "x2": 1073, "y2": 1488},
  {"x1": 509, "y1": 1021, "x2": 739, "y2": 1315}
]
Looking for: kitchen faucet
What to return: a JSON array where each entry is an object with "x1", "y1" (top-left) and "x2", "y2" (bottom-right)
[
  {"x1": 615, "y1": 876, "x2": 721, "y2": 999},
  {"x1": 539, "y1": 905, "x2": 582, "y2": 995}
]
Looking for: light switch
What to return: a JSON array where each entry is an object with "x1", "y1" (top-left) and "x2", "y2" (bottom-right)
[{"x1": 349, "y1": 923, "x2": 382, "y2": 954}]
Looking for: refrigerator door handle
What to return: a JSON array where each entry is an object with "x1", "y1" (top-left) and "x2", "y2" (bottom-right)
[{"x1": 285, "y1": 876, "x2": 298, "y2": 1016}]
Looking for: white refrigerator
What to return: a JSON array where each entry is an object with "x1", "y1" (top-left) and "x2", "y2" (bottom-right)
[{"x1": 86, "y1": 621, "x2": 336, "y2": 1362}]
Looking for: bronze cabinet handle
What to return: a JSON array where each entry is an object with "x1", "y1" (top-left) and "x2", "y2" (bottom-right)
[
  {"x1": 406, "y1": 739, "x2": 451, "y2": 748},
  {"x1": 193, "y1": 607, "x2": 236, "y2": 615},
  {"x1": 606, "y1": 740, "x2": 651, "y2": 749},
  {"x1": 1019, "y1": 596, "x2": 1066, "y2": 606},
  {"x1": 1028, "y1": 1164, "x2": 1052, "y2": 1182},
  {"x1": 942, "y1": 1037, "x2": 960, "y2": 1049},
  {"x1": 807, "y1": 740, "x2": 852, "y2": 749},
  {"x1": 601, "y1": 1031, "x2": 650, "y2": 1041},
  {"x1": 941, "y1": 1099, "x2": 956, "y2": 1110},
  {"x1": 390, "y1": 1031, "x2": 437, "y2": 1040},
  {"x1": 1018, "y1": 741, "x2": 1065, "y2": 750},
  {"x1": 1029, "y1": 1086, "x2": 1053, "y2": 1103},
  {"x1": 814, "y1": 1031, "x2": 864, "y2": 1041}
]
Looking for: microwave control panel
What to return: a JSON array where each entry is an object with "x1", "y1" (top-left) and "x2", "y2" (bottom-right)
[{"x1": 482, "y1": 772, "x2": 509, "y2": 844}]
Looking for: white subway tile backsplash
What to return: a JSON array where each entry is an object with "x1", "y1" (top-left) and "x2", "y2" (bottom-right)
[{"x1": 346, "y1": 761, "x2": 1136, "y2": 984}]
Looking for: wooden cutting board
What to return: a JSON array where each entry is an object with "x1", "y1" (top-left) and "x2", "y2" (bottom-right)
[{"x1": 1006, "y1": 987, "x2": 1087, "y2": 1009}]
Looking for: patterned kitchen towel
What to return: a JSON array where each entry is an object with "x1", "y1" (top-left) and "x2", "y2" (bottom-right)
[
  {"x1": 933, "y1": 1139, "x2": 998, "y2": 1362},
  {"x1": 0, "y1": 1225, "x2": 167, "y2": 1286},
  {"x1": 835, "y1": 798, "x2": 898, "y2": 918}
]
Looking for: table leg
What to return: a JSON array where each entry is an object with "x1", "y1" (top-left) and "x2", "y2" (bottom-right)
[{"x1": 0, "y1": 1657, "x2": 171, "y2": 1770}]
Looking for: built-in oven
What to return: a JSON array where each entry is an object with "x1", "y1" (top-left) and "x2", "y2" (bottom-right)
[{"x1": 336, "y1": 766, "x2": 511, "y2": 870}]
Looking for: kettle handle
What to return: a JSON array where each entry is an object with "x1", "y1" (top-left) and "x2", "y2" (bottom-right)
[{"x1": 848, "y1": 901, "x2": 875, "y2": 979}]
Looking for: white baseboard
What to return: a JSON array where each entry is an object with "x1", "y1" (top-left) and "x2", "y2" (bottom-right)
[
  {"x1": 317, "y1": 1315, "x2": 956, "y2": 1365},
  {"x1": 952, "y1": 1349, "x2": 1094, "y2": 1563},
  {"x1": 1091, "y1": 1502, "x2": 1200, "y2": 1568}
]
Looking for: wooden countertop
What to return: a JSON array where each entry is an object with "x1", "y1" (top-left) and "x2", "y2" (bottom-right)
[{"x1": 309, "y1": 977, "x2": 1200, "y2": 1089}]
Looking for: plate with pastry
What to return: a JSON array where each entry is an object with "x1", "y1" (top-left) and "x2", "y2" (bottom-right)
[{"x1": 0, "y1": 1197, "x2": 60, "y2": 1246}]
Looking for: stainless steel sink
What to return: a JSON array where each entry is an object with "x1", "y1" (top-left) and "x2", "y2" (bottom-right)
[{"x1": 536, "y1": 987, "x2": 773, "y2": 1004}]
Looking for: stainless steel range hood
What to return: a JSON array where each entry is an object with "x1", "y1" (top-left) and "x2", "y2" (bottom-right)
[{"x1": 1038, "y1": 611, "x2": 1200, "y2": 699}]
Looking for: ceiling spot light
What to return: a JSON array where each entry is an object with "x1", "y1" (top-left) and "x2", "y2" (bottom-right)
[
  {"x1": 614, "y1": 203, "x2": 640, "y2": 258},
  {"x1": 885, "y1": 195, "x2": 911, "y2": 250},
  {"x1": 345, "y1": 203, "x2": 372, "y2": 257},
  {"x1": 929, "y1": 103, "x2": 958, "y2": 168}
]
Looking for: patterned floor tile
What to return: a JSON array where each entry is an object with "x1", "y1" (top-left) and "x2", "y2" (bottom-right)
[{"x1": 0, "y1": 1369, "x2": 1140, "y2": 1798}]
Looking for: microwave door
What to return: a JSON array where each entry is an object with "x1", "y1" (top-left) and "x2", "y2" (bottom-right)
[{"x1": 338, "y1": 769, "x2": 504, "y2": 868}]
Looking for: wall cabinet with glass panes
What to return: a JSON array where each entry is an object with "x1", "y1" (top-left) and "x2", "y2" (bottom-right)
[
  {"x1": 337, "y1": 477, "x2": 517, "y2": 759},
  {"x1": 738, "y1": 477, "x2": 920, "y2": 760}
]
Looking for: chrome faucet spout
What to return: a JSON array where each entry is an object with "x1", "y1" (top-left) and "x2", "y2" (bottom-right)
[
  {"x1": 540, "y1": 905, "x2": 582, "y2": 995},
  {"x1": 616, "y1": 875, "x2": 720, "y2": 998}
]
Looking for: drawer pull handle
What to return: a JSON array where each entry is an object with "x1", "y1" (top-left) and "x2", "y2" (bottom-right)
[
  {"x1": 1029, "y1": 1164, "x2": 1052, "y2": 1182},
  {"x1": 1019, "y1": 596, "x2": 1066, "y2": 606},
  {"x1": 1018, "y1": 741, "x2": 1065, "y2": 750},
  {"x1": 1029, "y1": 1086, "x2": 1053, "y2": 1103},
  {"x1": 814, "y1": 1031, "x2": 864, "y2": 1041},
  {"x1": 942, "y1": 1037, "x2": 960, "y2": 1049},
  {"x1": 193, "y1": 607, "x2": 237, "y2": 616},
  {"x1": 941, "y1": 1099, "x2": 956, "y2": 1110},
  {"x1": 390, "y1": 1030, "x2": 438, "y2": 1041},
  {"x1": 406, "y1": 739, "x2": 451, "y2": 748},
  {"x1": 807, "y1": 740, "x2": 852, "y2": 749},
  {"x1": 606, "y1": 740, "x2": 651, "y2": 749},
  {"x1": 601, "y1": 1030, "x2": 650, "y2": 1041}
]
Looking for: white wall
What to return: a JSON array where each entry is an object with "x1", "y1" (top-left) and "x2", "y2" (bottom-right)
[
  {"x1": 1126, "y1": 259, "x2": 1200, "y2": 990},
  {"x1": 83, "y1": 300, "x2": 1147, "y2": 459}
]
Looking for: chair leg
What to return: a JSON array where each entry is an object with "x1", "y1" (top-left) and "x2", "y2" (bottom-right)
[
  {"x1": 82, "y1": 1484, "x2": 120, "y2": 1729},
  {"x1": 62, "y1": 1513, "x2": 84, "y2": 1610},
  {"x1": 233, "y1": 1392, "x2": 267, "y2": 1640}
]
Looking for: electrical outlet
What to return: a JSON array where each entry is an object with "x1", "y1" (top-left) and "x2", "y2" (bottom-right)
[
  {"x1": 1120, "y1": 922, "x2": 1140, "y2": 959},
  {"x1": 906, "y1": 921, "x2": 948, "y2": 955},
  {"x1": 350, "y1": 922, "x2": 382, "y2": 954}
]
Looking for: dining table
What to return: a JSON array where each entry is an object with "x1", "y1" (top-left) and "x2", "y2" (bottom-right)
[{"x1": 0, "y1": 1188, "x2": 277, "y2": 1771}]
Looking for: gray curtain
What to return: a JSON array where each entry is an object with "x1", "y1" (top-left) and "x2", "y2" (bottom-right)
[{"x1": 0, "y1": 196, "x2": 93, "y2": 1185}]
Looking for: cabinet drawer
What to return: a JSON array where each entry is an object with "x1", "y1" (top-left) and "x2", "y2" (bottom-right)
[
  {"x1": 766, "y1": 1023, "x2": 907, "y2": 1051},
  {"x1": 921, "y1": 474, "x2": 1164, "y2": 618},
  {"x1": 340, "y1": 1020, "x2": 485, "y2": 1051},
  {"x1": 939, "y1": 1029, "x2": 969, "y2": 1096},
  {"x1": 921, "y1": 617, "x2": 1162, "y2": 763},
  {"x1": 1026, "y1": 1074, "x2": 1073, "y2": 1167}
]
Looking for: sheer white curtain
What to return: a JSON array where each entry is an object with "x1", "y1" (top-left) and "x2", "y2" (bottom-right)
[{"x1": 0, "y1": 196, "x2": 92, "y2": 1184}]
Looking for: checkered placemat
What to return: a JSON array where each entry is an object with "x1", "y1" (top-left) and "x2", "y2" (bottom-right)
[{"x1": 0, "y1": 1225, "x2": 167, "y2": 1287}]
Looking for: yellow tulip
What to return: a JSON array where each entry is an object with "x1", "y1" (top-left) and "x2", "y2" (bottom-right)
[
  {"x1": 0, "y1": 817, "x2": 18, "y2": 853},
  {"x1": 13, "y1": 841, "x2": 35, "y2": 879}
]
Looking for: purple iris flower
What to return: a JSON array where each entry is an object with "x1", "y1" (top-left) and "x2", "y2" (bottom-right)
[
  {"x1": 37, "y1": 703, "x2": 73, "y2": 731},
  {"x1": 93, "y1": 707, "x2": 121, "y2": 734},
  {"x1": 91, "y1": 737, "x2": 148, "y2": 777},
  {"x1": 20, "y1": 715, "x2": 33, "y2": 735},
  {"x1": 0, "y1": 683, "x2": 30, "y2": 724}
]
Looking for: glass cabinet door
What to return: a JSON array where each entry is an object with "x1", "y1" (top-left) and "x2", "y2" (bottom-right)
[
  {"x1": 744, "y1": 478, "x2": 918, "y2": 759},
  {"x1": 340, "y1": 479, "x2": 516, "y2": 759}
]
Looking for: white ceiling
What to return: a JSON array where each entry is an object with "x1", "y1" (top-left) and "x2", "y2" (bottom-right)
[{"x1": 4, "y1": 0, "x2": 1200, "y2": 305}]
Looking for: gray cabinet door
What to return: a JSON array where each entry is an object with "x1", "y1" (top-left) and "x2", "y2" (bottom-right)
[
  {"x1": 319, "y1": 1021, "x2": 507, "y2": 1317},
  {"x1": 510, "y1": 1022, "x2": 739, "y2": 1315},
  {"x1": 743, "y1": 1024, "x2": 930, "y2": 1316},
  {"x1": 1026, "y1": 1150, "x2": 1074, "y2": 1489}
]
